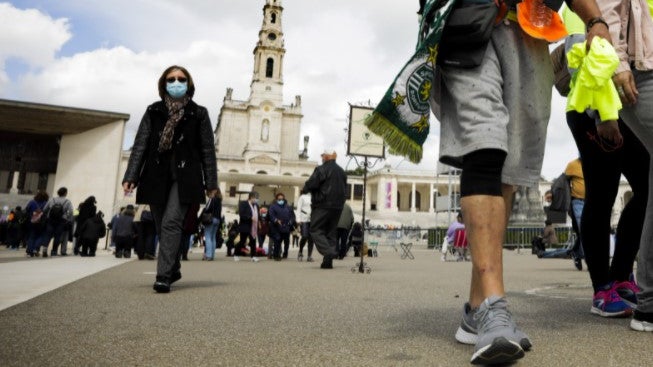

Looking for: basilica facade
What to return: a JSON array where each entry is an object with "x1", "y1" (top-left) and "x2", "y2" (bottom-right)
[{"x1": 214, "y1": 0, "x2": 316, "y2": 207}]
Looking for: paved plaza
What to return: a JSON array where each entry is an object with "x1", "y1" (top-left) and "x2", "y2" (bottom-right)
[{"x1": 0, "y1": 244, "x2": 649, "y2": 366}]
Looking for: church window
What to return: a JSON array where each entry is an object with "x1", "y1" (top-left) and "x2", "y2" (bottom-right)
[
  {"x1": 271, "y1": 13, "x2": 277, "y2": 24},
  {"x1": 261, "y1": 119, "x2": 270, "y2": 142},
  {"x1": 266, "y1": 58, "x2": 274, "y2": 78}
]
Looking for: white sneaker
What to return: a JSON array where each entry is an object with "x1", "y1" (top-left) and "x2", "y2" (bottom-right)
[
  {"x1": 251, "y1": 257, "x2": 259, "y2": 263},
  {"x1": 234, "y1": 256, "x2": 240, "y2": 262}
]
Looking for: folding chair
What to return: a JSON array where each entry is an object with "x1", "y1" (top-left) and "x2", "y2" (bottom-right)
[
  {"x1": 400, "y1": 242, "x2": 414, "y2": 259},
  {"x1": 449, "y1": 228, "x2": 470, "y2": 261}
]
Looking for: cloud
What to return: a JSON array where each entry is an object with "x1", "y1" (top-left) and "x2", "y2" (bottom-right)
[
  {"x1": 0, "y1": 2, "x2": 71, "y2": 91},
  {"x1": 14, "y1": 42, "x2": 251, "y2": 146}
]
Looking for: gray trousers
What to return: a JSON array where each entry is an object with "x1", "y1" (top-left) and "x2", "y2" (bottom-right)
[
  {"x1": 620, "y1": 69, "x2": 653, "y2": 313},
  {"x1": 309, "y1": 207, "x2": 342, "y2": 259},
  {"x1": 150, "y1": 182, "x2": 188, "y2": 280}
]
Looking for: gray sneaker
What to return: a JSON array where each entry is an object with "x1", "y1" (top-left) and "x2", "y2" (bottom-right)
[
  {"x1": 455, "y1": 302, "x2": 532, "y2": 350},
  {"x1": 470, "y1": 296, "x2": 526, "y2": 365}
]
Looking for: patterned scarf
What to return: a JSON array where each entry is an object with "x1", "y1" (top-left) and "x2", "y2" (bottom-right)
[
  {"x1": 365, "y1": 0, "x2": 456, "y2": 163},
  {"x1": 158, "y1": 94, "x2": 191, "y2": 152}
]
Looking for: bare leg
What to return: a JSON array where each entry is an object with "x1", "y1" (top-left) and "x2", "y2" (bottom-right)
[{"x1": 467, "y1": 184, "x2": 514, "y2": 308}]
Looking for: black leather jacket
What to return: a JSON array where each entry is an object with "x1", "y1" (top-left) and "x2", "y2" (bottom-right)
[
  {"x1": 123, "y1": 100, "x2": 217, "y2": 205},
  {"x1": 302, "y1": 160, "x2": 347, "y2": 209}
]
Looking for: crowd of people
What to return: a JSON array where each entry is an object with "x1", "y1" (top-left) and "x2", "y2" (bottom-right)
[{"x1": 0, "y1": 188, "x2": 107, "y2": 258}]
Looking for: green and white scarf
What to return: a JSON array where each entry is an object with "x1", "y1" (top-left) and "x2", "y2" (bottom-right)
[{"x1": 365, "y1": 0, "x2": 456, "y2": 163}]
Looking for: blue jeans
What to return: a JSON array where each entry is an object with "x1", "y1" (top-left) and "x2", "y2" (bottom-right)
[
  {"x1": 27, "y1": 224, "x2": 47, "y2": 254},
  {"x1": 46, "y1": 221, "x2": 67, "y2": 254},
  {"x1": 203, "y1": 219, "x2": 219, "y2": 259},
  {"x1": 571, "y1": 198, "x2": 585, "y2": 259}
]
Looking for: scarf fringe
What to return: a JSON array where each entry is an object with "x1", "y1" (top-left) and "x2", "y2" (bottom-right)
[{"x1": 365, "y1": 112, "x2": 423, "y2": 163}]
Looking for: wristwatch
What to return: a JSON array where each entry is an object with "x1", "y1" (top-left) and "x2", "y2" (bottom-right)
[{"x1": 586, "y1": 17, "x2": 609, "y2": 31}]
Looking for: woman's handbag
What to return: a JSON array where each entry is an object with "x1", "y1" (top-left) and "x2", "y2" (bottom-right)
[
  {"x1": 437, "y1": 0, "x2": 499, "y2": 68},
  {"x1": 200, "y1": 199, "x2": 213, "y2": 225}
]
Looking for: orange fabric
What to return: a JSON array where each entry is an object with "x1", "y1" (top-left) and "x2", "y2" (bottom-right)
[{"x1": 517, "y1": 0, "x2": 568, "y2": 42}]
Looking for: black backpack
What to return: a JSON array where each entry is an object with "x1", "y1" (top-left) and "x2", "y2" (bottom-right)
[
  {"x1": 549, "y1": 173, "x2": 571, "y2": 213},
  {"x1": 48, "y1": 202, "x2": 65, "y2": 222}
]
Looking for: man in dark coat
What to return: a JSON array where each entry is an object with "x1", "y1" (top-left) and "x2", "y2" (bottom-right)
[
  {"x1": 236, "y1": 192, "x2": 259, "y2": 260},
  {"x1": 268, "y1": 192, "x2": 295, "y2": 260},
  {"x1": 302, "y1": 148, "x2": 347, "y2": 269}
]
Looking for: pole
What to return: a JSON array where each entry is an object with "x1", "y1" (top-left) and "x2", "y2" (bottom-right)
[{"x1": 358, "y1": 156, "x2": 368, "y2": 273}]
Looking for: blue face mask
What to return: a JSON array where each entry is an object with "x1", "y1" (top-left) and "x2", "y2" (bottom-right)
[
  {"x1": 277, "y1": 200, "x2": 284, "y2": 206},
  {"x1": 166, "y1": 81, "x2": 188, "y2": 98}
]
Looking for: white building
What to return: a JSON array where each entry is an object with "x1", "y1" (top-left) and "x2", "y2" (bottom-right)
[
  {"x1": 215, "y1": 0, "x2": 316, "y2": 207},
  {"x1": 0, "y1": 99, "x2": 128, "y2": 218}
]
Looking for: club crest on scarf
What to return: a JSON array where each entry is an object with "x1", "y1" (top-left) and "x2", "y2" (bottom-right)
[{"x1": 365, "y1": 0, "x2": 456, "y2": 163}]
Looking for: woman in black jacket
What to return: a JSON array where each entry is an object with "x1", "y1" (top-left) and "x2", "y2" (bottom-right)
[
  {"x1": 78, "y1": 211, "x2": 106, "y2": 257},
  {"x1": 74, "y1": 196, "x2": 97, "y2": 255},
  {"x1": 122, "y1": 65, "x2": 218, "y2": 293}
]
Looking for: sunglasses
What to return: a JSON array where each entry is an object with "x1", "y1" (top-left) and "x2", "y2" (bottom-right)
[{"x1": 166, "y1": 76, "x2": 188, "y2": 83}]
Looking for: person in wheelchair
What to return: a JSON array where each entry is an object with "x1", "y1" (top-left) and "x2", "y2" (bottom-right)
[{"x1": 443, "y1": 211, "x2": 467, "y2": 261}]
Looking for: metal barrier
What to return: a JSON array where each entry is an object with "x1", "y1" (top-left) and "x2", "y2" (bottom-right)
[{"x1": 363, "y1": 226, "x2": 574, "y2": 250}]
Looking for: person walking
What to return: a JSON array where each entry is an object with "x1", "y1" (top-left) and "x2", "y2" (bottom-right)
[
  {"x1": 336, "y1": 201, "x2": 354, "y2": 259},
  {"x1": 295, "y1": 191, "x2": 314, "y2": 262},
  {"x1": 268, "y1": 192, "x2": 295, "y2": 261},
  {"x1": 561, "y1": 7, "x2": 648, "y2": 317},
  {"x1": 43, "y1": 187, "x2": 74, "y2": 257},
  {"x1": 302, "y1": 148, "x2": 347, "y2": 269},
  {"x1": 597, "y1": 0, "x2": 653, "y2": 332},
  {"x1": 77, "y1": 211, "x2": 106, "y2": 257},
  {"x1": 122, "y1": 65, "x2": 218, "y2": 293},
  {"x1": 112, "y1": 205, "x2": 136, "y2": 258},
  {"x1": 74, "y1": 196, "x2": 97, "y2": 255},
  {"x1": 410, "y1": 0, "x2": 611, "y2": 363},
  {"x1": 202, "y1": 191, "x2": 222, "y2": 261},
  {"x1": 565, "y1": 158, "x2": 586, "y2": 270},
  {"x1": 25, "y1": 191, "x2": 48, "y2": 257},
  {"x1": 258, "y1": 207, "x2": 270, "y2": 254},
  {"x1": 236, "y1": 192, "x2": 259, "y2": 262}
]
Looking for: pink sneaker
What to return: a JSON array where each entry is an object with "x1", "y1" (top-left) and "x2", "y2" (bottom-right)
[
  {"x1": 591, "y1": 285, "x2": 632, "y2": 318},
  {"x1": 613, "y1": 279, "x2": 640, "y2": 308}
]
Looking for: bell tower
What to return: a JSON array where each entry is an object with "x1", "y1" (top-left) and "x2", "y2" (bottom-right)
[{"x1": 250, "y1": 0, "x2": 285, "y2": 105}]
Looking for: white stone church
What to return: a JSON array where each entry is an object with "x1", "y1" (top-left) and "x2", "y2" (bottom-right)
[{"x1": 215, "y1": 0, "x2": 316, "y2": 208}]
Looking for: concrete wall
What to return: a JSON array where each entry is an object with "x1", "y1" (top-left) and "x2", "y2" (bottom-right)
[{"x1": 54, "y1": 120, "x2": 125, "y2": 219}]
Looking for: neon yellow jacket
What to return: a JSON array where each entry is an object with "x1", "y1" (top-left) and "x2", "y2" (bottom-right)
[{"x1": 566, "y1": 37, "x2": 622, "y2": 121}]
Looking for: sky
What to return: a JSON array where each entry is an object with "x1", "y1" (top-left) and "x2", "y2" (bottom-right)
[{"x1": 0, "y1": 0, "x2": 579, "y2": 181}]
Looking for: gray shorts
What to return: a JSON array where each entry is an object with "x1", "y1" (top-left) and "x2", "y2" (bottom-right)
[{"x1": 431, "y1": 20, "x2": 554, "y2": 187}]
